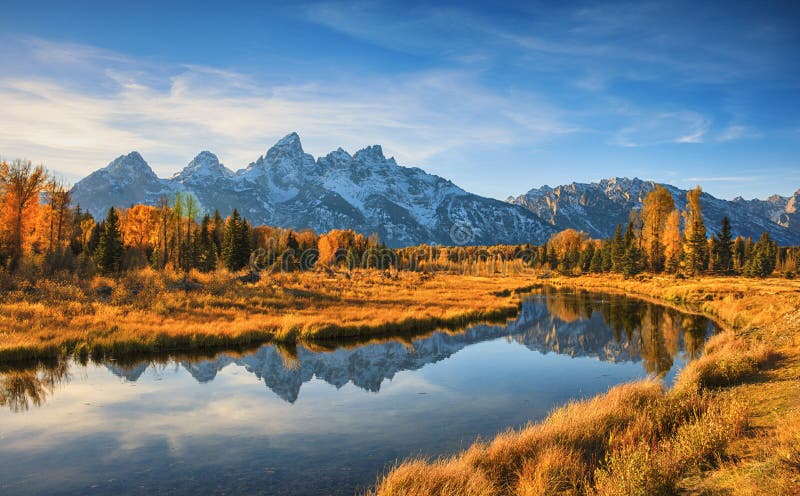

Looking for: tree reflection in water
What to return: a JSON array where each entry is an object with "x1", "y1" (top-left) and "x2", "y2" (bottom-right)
[
  {"x1": 0, "y1": 359, "x2": 69, "y2": 412},
  {"x1": 0, "y1": 288, "x2": 715, "y2": 410}
]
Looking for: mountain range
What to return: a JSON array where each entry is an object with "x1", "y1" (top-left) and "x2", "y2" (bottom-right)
[{"x1": 70, "y1": 133, "x2": 800, "y2": 246}]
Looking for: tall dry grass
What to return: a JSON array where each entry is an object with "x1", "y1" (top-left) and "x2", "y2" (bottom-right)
[
  {"x1": 0, "y1": 269, "x2": 530, "y2": 361},
  {"x1": 371, "y1": 274, "x2": 799, "y2": 495}
]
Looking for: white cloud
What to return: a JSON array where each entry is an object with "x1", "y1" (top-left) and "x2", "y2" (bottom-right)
[
  {"x1": 715, "y1": 125, "x2": 762, "y2": 142},
  {"x1": 611, "y1": 111, "x2": 711, "y2": 147},
  {"x1": 0, "y1": 38, "x2": 573, "y2": 180},
  {"x1": 684, "y1": 176, "x2": 758, "y2": 182}
]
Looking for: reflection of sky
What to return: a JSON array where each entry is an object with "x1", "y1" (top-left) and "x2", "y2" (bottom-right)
[
  {"x1": 0, "y1": 342, "x2": 646, "y2": 495},
  {"x1": 0, "y1": 293, "x2": 712, "y2": 496}
]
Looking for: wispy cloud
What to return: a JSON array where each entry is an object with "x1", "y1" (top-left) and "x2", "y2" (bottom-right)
[
  {"x1": 0, "y1": 38, "x2": 573, "y2": 179},
  {"x1": 684, "y1": 176, "x2": 758, "y2": 183},
  {"x1": 611, "y1": 111, "x2": 711, "y2": 147},
  {"x1": 715, "y1": 125, "x2": 762, "y2": 142}
]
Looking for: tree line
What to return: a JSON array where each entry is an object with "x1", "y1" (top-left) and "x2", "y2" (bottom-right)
[
  {"x1": 1, "y1": 159, "x2": 797, "y2": 278},
  {"x1": 525, "y1": 185, "x2": 795, "y2": 278}
]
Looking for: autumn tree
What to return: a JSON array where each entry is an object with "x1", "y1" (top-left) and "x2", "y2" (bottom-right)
[
  {"x1": 123, "y1": 204, "x2": 157, "y2": 250},
  {"x1": 662, "y1": 209, "x2": 682, "y2": 274},
  {"x1": 640, "y1": 186, "x2": 674, "y2": 272},
  {"x1": 682, "y1": 186, "x2": 708, "y2": 276},
  {"x1": 0, "y1": 160, "x2": 48, "y2": 270}
]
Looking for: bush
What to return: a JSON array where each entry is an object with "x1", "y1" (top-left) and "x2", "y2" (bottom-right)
[{"x1": 593, "y1": 444, "x2": 678, "y2": 496}]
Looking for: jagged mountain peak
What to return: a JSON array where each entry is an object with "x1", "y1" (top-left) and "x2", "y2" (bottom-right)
[
  {"x1": 354, "y1": 144, "x2": 386, "y2": 163},
  {"x1": 509, "y1": 176, "x2": 799, "y2": 244},
  {"x1": 321, "y1": 147, "x2": 353, "y2": 165},
  {"x1": 105, "y1": 151, "x2": 154, "y2": 176},
  {"x1": 71, "y1": 133, "x2": 554, "y2": 246},
  {"x1": 175, "y1": 151, "x2": 232, "y2": 181},
  {"x1": 266, "y1": 132, "x2": 306, "y2": 160}
]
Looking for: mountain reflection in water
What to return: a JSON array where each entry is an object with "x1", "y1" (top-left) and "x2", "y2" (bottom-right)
[{"x1": 1, "y1": 288, "x2": 712, "y2": 411}]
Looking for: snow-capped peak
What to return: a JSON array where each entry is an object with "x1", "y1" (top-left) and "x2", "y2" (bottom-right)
[
  {"x1": 174, "y1": 151, "x2": 232, "y2": 181},
  {"x1": 106, "y1": 151, "x2": 152, "y2": 175},
  {"x1": 354, "y1": 145, "x2": 386, "y2": 163},
  {"x1": 266, "y1": 132, "x2": 305, "y2": 160}
]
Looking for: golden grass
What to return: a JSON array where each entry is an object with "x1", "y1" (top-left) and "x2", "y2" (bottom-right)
[
  {"x1": 0, "y1": 268, "x2": 533, "y2": 361},
  {"x1": 2, "y1": 269, "x2": 799, "y2": 493},
  {"x1": 370, "y1": 274, "x2": 800, "y2": 495}
]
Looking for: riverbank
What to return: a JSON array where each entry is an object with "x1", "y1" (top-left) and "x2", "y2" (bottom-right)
[
  {"x1": 0, "y1": 269, "x2": 534, "y2": 362},
  {"x1": 370, "y1": 274, "x2": 800, "y2": 495}
]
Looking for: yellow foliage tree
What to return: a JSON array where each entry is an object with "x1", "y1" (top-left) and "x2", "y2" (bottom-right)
[
  {"x1": 662, "y1": 209, "x2": 682, "y2": 273},
  {"x1": 641, "y1": 185, "x2": 675, "y2": 272}
]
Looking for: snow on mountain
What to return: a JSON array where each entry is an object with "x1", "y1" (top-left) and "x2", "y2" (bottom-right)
[
  {"x1": 71, "y1": 133, "x2": 553, "y2": 246},
  {"x1": 508, "y1": 177, "x2": 800, "y2": 245},
  {"x1": 71, "y1": 134, "x2": 798, "y2": 246},
  {"x1": 70, "y1": 151, "x2": 175, "y2": 215},
  {"x1": 104, "y1": 294, "x2": 672, "y2": 403}
]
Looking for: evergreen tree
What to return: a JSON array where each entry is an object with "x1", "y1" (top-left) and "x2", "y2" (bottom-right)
[
  {"x1": 732, "y1": 236, "x2": 746, "y2": 273},
  {"x1": 579, "y1": 242, "x2": 595, "y2": 273},
  {"x1": 222, "y1": 209, "x2": 251, "y2": 271},
  {"x1": 87, "y1": 219, "x2": 102, "y2": 256},
  {"x1": 744, "y1": 232, "x2": 777, "y2": 278},
  {"x1": 621, "y1": 221, "x2": 643, "y2": 277},
  {"x1": 546, "y1": 244, "x2": 558, "y2": 270},
  {"x1": 682, "y1": 186, "x2": 708, "y2": 276},
  {"x1": 197, "y1": 214, "x2": 217, "y2": 272},
  {"x1": 93, "y1": 207, "x2": 123, "y2": 274},
  {"x1": 211, "y1": 209, "x2": 225, "y2": 256},
  {"x1": 611, "y1": 224, "x2": 626, "y2": 273},
  {"x1": 713, "y1": 216, "x2": 734, "y2": 274},
  {"x1": 590, "y1": 243, "x2": 604, "y2": 273}
]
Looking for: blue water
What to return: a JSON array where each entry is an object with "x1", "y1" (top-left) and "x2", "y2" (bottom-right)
[{"x1": 0, "y1": 289, "x2": 713, "y2": 495}]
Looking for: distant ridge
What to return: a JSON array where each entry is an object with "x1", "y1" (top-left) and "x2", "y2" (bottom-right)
[
  {"x1": 70, "y1": 133, "x2": 799, "y2": 246},
  {"x1": 507, "y1": 178, "x2": 800, "y2": 245}
]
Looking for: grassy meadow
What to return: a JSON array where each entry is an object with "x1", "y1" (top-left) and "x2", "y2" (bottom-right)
[
  {"x1": 1, "y1": 269, "x2": 799, "y2": 494},
  {"x1": 0, "y1": 268, "x2": 532, "y2": 362},
  {"x1": 370, "y1": 274, "x2": 800, "y2": 495}
]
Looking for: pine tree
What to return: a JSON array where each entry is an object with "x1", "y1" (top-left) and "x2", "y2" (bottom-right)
[
  {"x1": 197, "y1": 214, "x2": 217, "y2": 272},
  {"x1": 682, "y1": 186, "x2": 708, "y2": 276},
  {"x1": 94, "y1": 207, "x2": 123, "y2": 274},
  {"x1": 590, "y1": 243, "x2": 604, "y2": 273},
  {"x1": 222, "y1": 209, "x2": 251, "y2": 271},
  {"x1": 713, "y1": 217, "x2": 734, "y2": 274},
  {"x1": 744, "y1": 232, "x2": 777, "y2": 278},
  {"x1": 732, "y1": 236, "x2": 746, "y2": 273},
  {"x1": 621, "y1": 221, "x2": 643, "y2": 277},
  {"x1": 579, "y1": 242, "x2": 595, "y2": 273},
  {"x1": 611, "y1": 224, "x2": 625, "y2": 273},
  {"x1": 211, "y1": 209, "x2": 224, "y2": 256}
]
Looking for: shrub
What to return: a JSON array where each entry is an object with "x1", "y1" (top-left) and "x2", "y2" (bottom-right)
[{"x1": 592, "y1": 444, "x2": 678, "y2": 496}]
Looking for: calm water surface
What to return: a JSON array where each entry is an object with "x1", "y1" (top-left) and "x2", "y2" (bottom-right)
[{"x1": 0, "y1": 289, "x2": 714, "y2": 495}]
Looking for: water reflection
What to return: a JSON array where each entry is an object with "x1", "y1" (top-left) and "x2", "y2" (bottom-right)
[
  {"x1": 0, "y1": 360, "x2": 70, "y2": 412},
  {"x1": 1, "y1": 288, "x2": 713, "y2": 411}
]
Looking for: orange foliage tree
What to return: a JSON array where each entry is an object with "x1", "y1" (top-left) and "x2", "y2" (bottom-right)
[{"x1": 0, "y1": 160, "x2": 48, "y2": 270}]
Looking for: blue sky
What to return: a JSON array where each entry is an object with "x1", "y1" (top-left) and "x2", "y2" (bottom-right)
[{"x1": 0, "y1": 0, "x2": 798, "y2": 200}]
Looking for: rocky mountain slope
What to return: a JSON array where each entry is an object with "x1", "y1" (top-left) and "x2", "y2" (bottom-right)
[
  {"x1": 71, "y1": 133, "x2": 799, "y2": 246},
  {"x1": 71, "y1": 133, "x2": 552, "y2": 247},
  {"x1": 508, "y1": 178, "x2": 800, "y2": 245}
]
